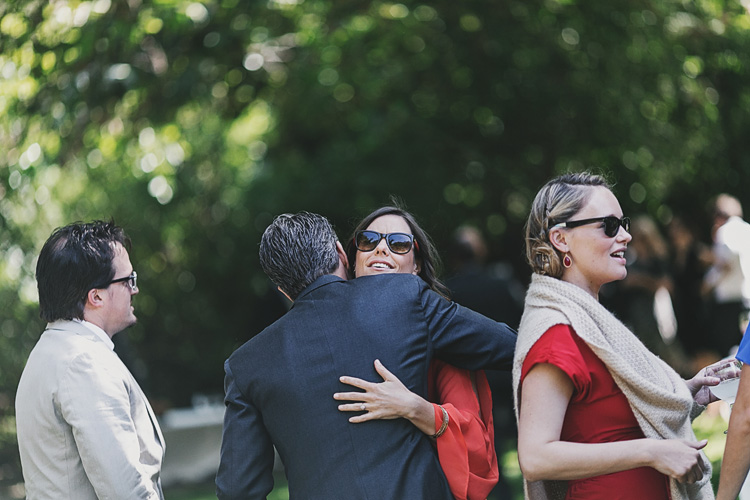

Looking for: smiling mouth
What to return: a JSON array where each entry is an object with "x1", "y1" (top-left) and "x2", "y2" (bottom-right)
[
  {"x1": 370, "y1": 262, "x2": 394, "y2": 270},
  {"x1": 611, "y1": 251, "x2": 625, "y2": 258}
]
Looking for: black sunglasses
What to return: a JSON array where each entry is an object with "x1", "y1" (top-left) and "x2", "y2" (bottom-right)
[
  {"x1": 354, "y1": 230, "x2": 417, "y2": 255},
  {"x1": 98, "y1": 271, "x2": 138, "y2": 291},
  {"x1": 553, "y1": 216, "x2": 630, "y2": 238}
]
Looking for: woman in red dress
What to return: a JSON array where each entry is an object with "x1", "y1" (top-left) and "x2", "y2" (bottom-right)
[
  {"x1": 514, "y1": 172, "x2": 720, "y2": 500},
  {"x1": 334, "y1": 205, "x2": 499, "y2": 500}
]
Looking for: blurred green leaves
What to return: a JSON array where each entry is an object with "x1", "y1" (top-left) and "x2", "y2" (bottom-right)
[{"x1": 2, "y1": 0, "x2": 750, "y2": 488}]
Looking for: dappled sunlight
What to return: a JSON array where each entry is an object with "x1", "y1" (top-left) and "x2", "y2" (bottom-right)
[{"x1": 2, "y1": 0, "x2": 750, "y2": 493}]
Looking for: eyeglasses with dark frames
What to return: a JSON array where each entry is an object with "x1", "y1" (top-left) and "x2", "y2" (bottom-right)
[
  {"x1": 552, "y1": 216, "x2": 630, "y2": 238},
  {"x1": 354, "y1": 230, "x2": 418, "y2": 255},
  {"x1": 98, "y1": 271, "x2": 138, "y2": 291}
]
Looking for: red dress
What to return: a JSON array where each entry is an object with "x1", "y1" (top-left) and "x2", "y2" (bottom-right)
[
  {"x1": 520, "y1": 324, "x2": 670, "y2": 500},
  {"x1": 428, "y1": 360, "x2": 499, "y2": 500}
]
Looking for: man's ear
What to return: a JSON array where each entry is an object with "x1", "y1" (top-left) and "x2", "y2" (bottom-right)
[
  {"x1": 86, "y1": 288, "x2": 104, "y2": 308},
  {"x1": 277, "y1": 286, "x2": 293, "y2": 303},
  {"x1": 336, "y1": 241, "x2": 349, "y2": 270},
  {"x1": 332, "y1": 241, "x2": 351, "y2": 280},
  {"x1": 548, "y1": 227, "x2": 569, "y2": 254}
]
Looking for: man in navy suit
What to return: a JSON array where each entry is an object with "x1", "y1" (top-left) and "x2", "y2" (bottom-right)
[{"x1": 216, "y1": 212, "x2": 517, "y2": 499}]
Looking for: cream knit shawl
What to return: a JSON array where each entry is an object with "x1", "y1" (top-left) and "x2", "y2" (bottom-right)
[{"x1": 512, "y1": 274, "x2": 714, "y2": 500}]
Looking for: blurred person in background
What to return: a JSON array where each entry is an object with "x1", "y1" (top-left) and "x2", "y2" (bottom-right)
[
  {"x1": 15, "y1": 220, "x2": 164, "y2": 500},
  {"x1": 619, "y1": 215, "x2": 688, "y2": 374},
  {"x1": 445, "y1": 224, "x2": 524, "y2": 499},
  {"x1": 514, "y1": 172, "x2": 719, "y2": 500},
  {"x1": 667, "y1": 215, "x2": 713, "y2": 367},
  {"x1": 445, "y1": 225, "x2": 524, "y2": 330},
  {"x1": 702, "y1": 194, "x2": 750, "y2": 357}
]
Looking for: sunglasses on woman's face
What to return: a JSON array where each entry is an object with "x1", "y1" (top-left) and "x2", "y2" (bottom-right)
[
  {"x1": 553, "y1": 216, "x2": 630, "y2": 238},
  {"x1": 354, "y1": 230, "x2": 416, "y2": 254}
]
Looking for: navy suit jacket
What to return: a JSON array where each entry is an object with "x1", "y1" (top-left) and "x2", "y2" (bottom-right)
[{"x1": 216, "y1": 274, "x2": 517, "y2": 500}]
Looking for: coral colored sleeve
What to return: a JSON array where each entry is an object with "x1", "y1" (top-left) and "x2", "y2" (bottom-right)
[{"x1": 429, "y1": 360, "x2": 499, "y2": 500}]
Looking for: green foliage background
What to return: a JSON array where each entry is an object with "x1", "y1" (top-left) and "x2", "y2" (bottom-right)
[{"x1": 2, "y1": 0, "x2": 750, "y2": 490}]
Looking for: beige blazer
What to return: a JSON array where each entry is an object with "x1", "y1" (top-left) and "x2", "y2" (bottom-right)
[{"x1": 16, "y1": 320, "x2": 165, "y2": 499}]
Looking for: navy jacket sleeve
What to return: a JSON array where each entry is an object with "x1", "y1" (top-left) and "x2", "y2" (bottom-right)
[
  {"x1": 216, "y1": 360, "x2": 275, "y2": 500},
  {"x1": 421, "y1": 283, "x2": 517, "y2": 370}
]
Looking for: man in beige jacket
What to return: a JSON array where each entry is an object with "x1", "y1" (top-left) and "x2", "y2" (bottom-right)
[{"x1": 16, "y1": 220, "x2": 164, "y2": 499}]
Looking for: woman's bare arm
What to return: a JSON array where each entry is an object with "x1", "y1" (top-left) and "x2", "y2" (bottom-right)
[{"x1": 518, "y1": 363, "x2": 706, "y2": 484}]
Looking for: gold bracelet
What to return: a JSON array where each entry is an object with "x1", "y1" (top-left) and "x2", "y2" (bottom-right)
[{"x1": 432, "y1": 405, "x2": 449, "y2": 438}]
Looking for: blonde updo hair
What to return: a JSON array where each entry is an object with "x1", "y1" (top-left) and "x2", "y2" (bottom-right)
[{"x1": 525, "y1": 172, "x2": 611, "y2": 278}]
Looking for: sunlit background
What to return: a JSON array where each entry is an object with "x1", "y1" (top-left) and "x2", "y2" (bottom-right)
[{"x1": 3, "y1": 0, "x2": 750, "y2": 497}]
